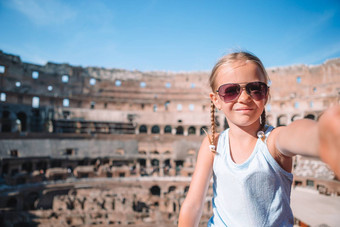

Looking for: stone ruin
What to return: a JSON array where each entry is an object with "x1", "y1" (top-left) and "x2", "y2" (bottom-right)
[{"x1": 0, "y1": 50, "x2": 339, "y2": 226}]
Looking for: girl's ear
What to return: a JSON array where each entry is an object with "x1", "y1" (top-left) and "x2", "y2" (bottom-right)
[{"x1": 210, "y1": 93, "x2": 222, "y2": 110}]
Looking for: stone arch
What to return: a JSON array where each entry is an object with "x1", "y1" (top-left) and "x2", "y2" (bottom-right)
[
  {"x1": 151, "y1": 159, "x2": 159, "y2": 167},
  {"x1": 151, "y1": 125, "x2": 160, "y2": 134},
  {"x1": 304, "y1": 114, "x2": 316, "y2": 120},
  {"x1": 164, "y1": 125, "x2": 172, "y2": 134},
  {"x1": 150, "y1": 150, "x2": 159, "y2": 155},
  {"x1": 168, "y1": 185, "x2": 176, "y2": 193},
  {"x1": 176, "y1": 126, "x2": 184, "y2": 135},
  {"x1": 277, "y1": 115, "x2": 287, "y2": 126},
  {"x1": 188, "y1": 126, "x2": 196, "y2": 135},
  {"x1": 138, "y1": 158, "x2": 146, "y2": 167},
  {"x1": 200, "y1": 126, "x2": 208, "y2": 135},
  {"x1": 291, "y1": 114, "x2": 302, "y2": 122},
  {"x1": 164, "y1": 159, "x2": 171, "y2": 167},
  {"x1": 150, "y1": 185, "x2": 161, "y2": 196},
  {"x1": 139, "y1": 125, "x2": 147, "y2": 134}
]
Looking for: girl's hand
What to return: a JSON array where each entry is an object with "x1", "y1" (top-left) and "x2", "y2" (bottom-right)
[{"x1": 319, "y1": 106, "x2": 340, "y2": 177}]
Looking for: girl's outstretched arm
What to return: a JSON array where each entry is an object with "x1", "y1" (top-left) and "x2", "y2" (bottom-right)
[
  {"x1": 319, "y1": 106, "x2": 340, "y2": 177},
  {"x1": 178, "y1": 135, "x2": 215, "y2": 227},
  {"x1": 275, "y1": 105, "x2": 340, "y2": 177}
]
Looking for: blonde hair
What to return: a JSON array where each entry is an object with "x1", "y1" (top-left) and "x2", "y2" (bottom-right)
[{"x1": 208, "y1": 51, "x2": 269, "y2": 150}]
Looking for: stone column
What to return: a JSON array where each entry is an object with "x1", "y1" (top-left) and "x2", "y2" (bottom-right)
[
  {"x1": 146, "y1": 158, "x2": 151, "y2": 175},
  {"x1": 183, "y1": 126, "x2": 188, "y2": 136},
  {"x1": 135, "y1": 160, "x2": 140, "y2": 177},
  {"x1": 159, "y1": 125, "x2": 164, "y2": 135}
]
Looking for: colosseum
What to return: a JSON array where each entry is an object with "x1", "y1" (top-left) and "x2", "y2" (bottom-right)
[{"x1": 0, "y1": 50, "x2": 339, "y2": 227}]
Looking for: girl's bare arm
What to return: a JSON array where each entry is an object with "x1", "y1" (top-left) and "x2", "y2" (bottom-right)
[
  {"x1": 318, "y1": 106, "x2": 340, "y2": 177},
  {"x1": 178, "y1": 135, "x2": 215, "y2": 227},
  {"x1": 274, "y1": 105, "x2": 340, "y2": 176}
]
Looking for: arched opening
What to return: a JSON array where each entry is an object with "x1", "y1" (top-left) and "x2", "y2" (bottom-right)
[
  {"x1": 164, "y1": 159, "x2": 171, "y2": 167},
  {"x1": 176, "y1": 126, "x2": 184, "y2": 135},
  {"x1": 168, "y1": 186, "x2": 176, "y2": 193},
  {"x1": 175, "y1": 160, "x2": 184, "y2": 175},
  {"x1": 30, "y1": 109, "x2": 41, "y2": 132},
  {"x1": 277, "y1": 115, "x2": 287, "y2": 126},
  {"x1": 36, "y1": 161, "x2": 47, "y2": 172},
  {"x1": 138, "y1": 150, "x2": 146, "y2": 155},
  {"x1": 151, "y1": 125, "x2": 160, "y2": 134},
  {"x1": 163, "y1": 159, "x2": 171, "y2": 175},
  {"x1": 184, "y1": 186, "x2": 190, "y2": 194},
  {"x1": 138, "y1": 159, "x2": 146, "y2": 167},
  {"x1": 164, "y1": 101, "x2": 170, "y2": 111},
  {"x1": 24, "y1": 192, "x2": 39, "y2": 210},
  {"x1": 17, "y1": 112, "x2": 27, "y2": 132},
  {"x1": 150, "y1": 185, "x2": 161, "y2": 196},
  {"x1": 200, "y1": 126, "x2": 208, "y2": 135},
  {"x1": 151, "y1": 159, "x2": 159, "y2": 167},
  {"x1": 188, "y1": 126, "x2": 196, "y2": 135},
  {"x1": 151, "y1": 150, "x2": 159, "y2": 155},
  {"x1": 164, "y1": 125, "x2": 172, "y2": 134},
  {"x1": 304, "y1": 114, "x2": 316, "y2": 120},
  {"x1": 138, "y1": 158, "x2": 147, "y2": 176},
  {"x1": 22, "y1": 162, "x2": 33, "y2": 173},
  {"x1": 1, "y1": 110, "x2": 11, "y2": 132},
  {"x1": 6, "y1": 197, "x2": 17, "y2": 209},
  {"x1": 151, "y1": 159, "x2": 159, "y2": 175},
  {"x1": 139, "y1": 125, "x2": 147, "y2": 134},
  {"x1": 291, "y1": 114, "x2": 301, "y2": 122}
]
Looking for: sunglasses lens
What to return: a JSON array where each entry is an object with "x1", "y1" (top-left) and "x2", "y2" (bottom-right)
[
  {"x1": 219, "y1": 84, "x2": 240, "y2": 102},
  {"x1": 246, "y1": 82, "x2": 268, "y2": 100}
]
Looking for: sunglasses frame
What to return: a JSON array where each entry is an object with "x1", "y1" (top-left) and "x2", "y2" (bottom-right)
[{"x1": 216, "y1": 81, "x2": 269, "y2": 103}]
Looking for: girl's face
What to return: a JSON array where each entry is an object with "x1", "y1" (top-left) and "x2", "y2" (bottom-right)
[{"x1": 210, "y1": 61, "x2": 268, "y2": 129}]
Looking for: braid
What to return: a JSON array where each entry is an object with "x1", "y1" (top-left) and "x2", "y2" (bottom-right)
[
  {"x1": 257, "y1": 109, "x2": 267, "y2": 142},
  {"x1": 260, "y1": 109, "x2": 266, "y2": 131},
  {"x1": 210, "y1": 101, "x2": 216, "y2": 145},
  {"x1": 209, "y1": 101, "x2": 217, "y2": 153}
]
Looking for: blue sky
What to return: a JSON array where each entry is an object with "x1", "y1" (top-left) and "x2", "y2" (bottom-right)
[{"x1": 0, "y1": 0, "x2": 340, "y2": 72}]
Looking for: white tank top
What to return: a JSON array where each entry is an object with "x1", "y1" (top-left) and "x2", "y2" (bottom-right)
[{"x1": 208, "y1": 127, "x2": 294, "y2": 226}]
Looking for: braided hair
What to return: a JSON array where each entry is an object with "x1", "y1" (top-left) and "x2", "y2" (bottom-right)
[{"x1": 210, "y1": 101, "x2": 216, "y2": 152}]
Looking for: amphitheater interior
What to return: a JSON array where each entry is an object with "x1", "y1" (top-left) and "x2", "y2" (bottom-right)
[{"x1": 0, "y1": 50, "x2": 339, "y2": 226}]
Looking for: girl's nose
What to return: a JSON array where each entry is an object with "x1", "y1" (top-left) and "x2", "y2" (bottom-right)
[{"x1": 238, "y1": 87, "x2": 251, "y2": 102}]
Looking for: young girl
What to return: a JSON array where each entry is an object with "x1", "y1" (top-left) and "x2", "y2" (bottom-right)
[{"x1": 178, "y1": 51, "x2": 340, "y2": 226}]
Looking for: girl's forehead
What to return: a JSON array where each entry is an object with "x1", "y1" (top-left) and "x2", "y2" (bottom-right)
[{"x1": 216, "y1": 61, "x2": 265, "y2": 84}]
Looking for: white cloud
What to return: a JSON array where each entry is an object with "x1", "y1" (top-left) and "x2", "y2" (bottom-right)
[{"x1": 8, "y1": 0, "x2": 76, "y2": 26}]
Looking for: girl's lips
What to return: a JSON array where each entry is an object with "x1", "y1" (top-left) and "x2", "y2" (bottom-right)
[{"x1": 235, "y1": 107, "x2": 254, "y2": 112}]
